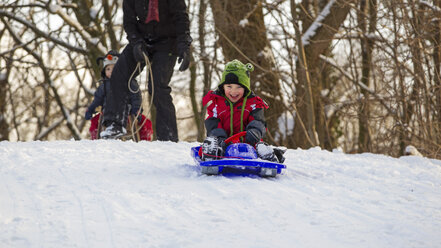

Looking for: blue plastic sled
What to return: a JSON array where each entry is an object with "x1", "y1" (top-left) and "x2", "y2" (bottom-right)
[{"x1": 191, "y1": 132, "x2": 286, "y2": 177}]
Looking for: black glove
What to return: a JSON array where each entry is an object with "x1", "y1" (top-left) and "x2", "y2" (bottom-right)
[
  {"x1": 131, "y1": 108, "x2": 142, "y2": 123},
  {"x1": 245, "y1": 129, "x2": 261, "y2": 146},
  {"x1": 85, "y1": 109, "x2": 93, "y2": 120},
  {"x1": 274, "y1": 148, "x2": 286, "y2": 163},
  {"x1": 133, "y1": 40, "x2": 147, "y2": 63},
  {"x1": 218, "y1": 137, "x2": 227, "y2": 151},
  {"x1": 177, "y1": 49, "x2": 190, "y2": 71},
  {"x1": 177, "y1": 34, "x2": 192, "y2": 71}
]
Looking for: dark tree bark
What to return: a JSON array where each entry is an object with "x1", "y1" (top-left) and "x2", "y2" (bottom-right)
[
  {"x1": 357, "y1": 0, "x2": 376, "y2": 152},
  {"x1": 291, "y1": 0, "x2": 356, "y2": 149},
  {"x1": 0, "y1": 65, "x2": 9, "y2": 141}
]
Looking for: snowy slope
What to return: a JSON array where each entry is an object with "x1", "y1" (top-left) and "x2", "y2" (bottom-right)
[{"x1": 1, "y1": 140, "x2": 441, "y2": 248}]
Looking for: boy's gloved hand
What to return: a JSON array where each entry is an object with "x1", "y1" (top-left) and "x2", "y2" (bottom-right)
[
  {"x1": 131, "y1": 108, "x2": 142, "y2": 123},
  {"x1": 130, "y1": 108, "x2": 139, "y2": 116},
  {"x1": 245, "y1": 129, "x2": 261, "y2": 146},
  {"x1": 85, "y1": 109, "x2": 93, "y2": 120},
  {"x1": 133, "y1": 40, "x2": 147, "y2": 63},
  {"x1": 218, "y1": 138, "x2": 227, "y2": 151}
]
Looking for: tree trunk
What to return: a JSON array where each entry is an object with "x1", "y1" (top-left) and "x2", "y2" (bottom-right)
[
  {"x1": 189, "y1": 49, "x2": 204, "y2": 141},
  {"x1": 433, "y1": 0, "x2": 441, "y2": 141},
  {"x1": 290, "y1": 0, "x2": 319, "y2": 147},
  {"x1": 194, "y1": 0, "x2": 211, "y2": 142},
  {"x1": 357, "y1": 0, "x2": 376, "y2": 152},
  {"x1": 292, "y1": 0, "x2": 356, "y2": 149},
  {"x1": 0, "y1": 70, "x2": 9, "y2": 141}
]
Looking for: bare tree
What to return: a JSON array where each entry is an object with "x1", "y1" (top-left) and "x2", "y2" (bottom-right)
[
  {"x1": 290, "y1": 0, "x2": 356, "y2": 149},
  {"x1": 0, "y1": 0, "x2": 121, "y2": 140},
  {"x1": 357, "y1": 0, "x2": 377, "y2": 152}
]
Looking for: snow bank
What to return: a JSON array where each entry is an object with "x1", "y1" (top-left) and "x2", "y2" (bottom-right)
[{"x1": 1, "y1": 140, "x2": 440, "y2": 248}]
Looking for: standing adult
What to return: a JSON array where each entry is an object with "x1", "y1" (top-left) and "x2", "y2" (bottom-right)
[{"x1": 100, "y1": 0, "x2": 192, "y2": 141}]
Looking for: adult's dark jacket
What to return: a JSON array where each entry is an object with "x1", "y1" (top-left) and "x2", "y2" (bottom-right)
[
  {"x1": 87, "y1": 78, "x2": 142, "y2": 114},
  {"x1": 123, "y1": 0, "x2": 190, "y2": 52}
]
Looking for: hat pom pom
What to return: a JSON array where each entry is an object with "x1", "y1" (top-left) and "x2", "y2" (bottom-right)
[{"x1": 245, "y1": 63, "x2": 254, "y2": 72}]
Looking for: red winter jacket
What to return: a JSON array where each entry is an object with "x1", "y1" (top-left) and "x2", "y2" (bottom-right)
[{"x1": 202, "y1": 90, "x2": 268, "y2": 139}]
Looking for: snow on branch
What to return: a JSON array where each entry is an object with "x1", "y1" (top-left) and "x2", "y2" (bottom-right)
[
  {"x1": 35, "y1": 116, "x2": 64, "y2": 140},
  {"x1": 301, "y1": 0, "x2": 336, "y2": 45},
  {"x1": 48, "y1": 4, "x2": 106, "y2": 54},
  {"x1": 239, "y1": 1, "x2": 261, "y2": 27},
  {"x1": 419, "y1": 0, "x2": 441, "y2": 13}
]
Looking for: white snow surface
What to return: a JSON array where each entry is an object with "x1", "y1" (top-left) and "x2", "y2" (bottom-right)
[{"x1": 1, "y1": 140, "x2": 441, "y2": 248}]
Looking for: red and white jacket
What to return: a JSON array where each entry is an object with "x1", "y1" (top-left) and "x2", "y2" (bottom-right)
[{"x1": 202, "y1": 90, "x2": 269, "y2": 140}]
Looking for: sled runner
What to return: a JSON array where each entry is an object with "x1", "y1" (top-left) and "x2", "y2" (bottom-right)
[{"x1": 191, "y1": 132, "x2": 286, "y2": 177}]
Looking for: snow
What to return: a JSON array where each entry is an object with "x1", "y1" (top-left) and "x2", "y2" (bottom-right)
[
  {"x1": 405, "y1": 145, "x2": 423, "y2": 157},
  {"x1": 301, "y1": 0, "x2": 335, "y2": 45},
  {"x1": 239, "y1": 19, "x2": 249, "y2": 27},
  {"x1": 48, "y1": 4, "x2": 61, "y2": 13},
  {"x1": 1, "y1": 140, "x2": 441, "y2": 248},
  {"x1": 90, "y1": 8, "x2": 99, "y2": 20},
  {"x1": 0, "y1": 73, "x2": 6, "y2": 81}
]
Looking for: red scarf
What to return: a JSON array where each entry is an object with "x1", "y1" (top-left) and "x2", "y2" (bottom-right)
[{"x1": 145, "y1": 0, "x2": 159, "y2": 23}]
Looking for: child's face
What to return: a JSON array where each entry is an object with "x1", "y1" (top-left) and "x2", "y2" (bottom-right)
[
  {"x1": 223, "y1": 83, "x2": 245, "y2": 103},
  {"x1": 105, "y1": 64, "x2": 115, "y2": 78}
]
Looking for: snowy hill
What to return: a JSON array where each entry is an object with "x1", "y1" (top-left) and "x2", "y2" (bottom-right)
[{"x1": 1, "y1": 140, "x2": 441, "y2": 248}]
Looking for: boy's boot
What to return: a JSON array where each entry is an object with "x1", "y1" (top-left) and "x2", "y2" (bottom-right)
[
  {"x1": 274, "y1": 148, "x2": 286, "y2": 163},
  {"x1": 201, "y1": 136, "x2": 224, "y2": 161},
  {"x1": 256, "y1": 142, "x2": 278, "y2": 162},
  {"x1": 100, "y1": 122, "x2": 127, "y2": 139}
]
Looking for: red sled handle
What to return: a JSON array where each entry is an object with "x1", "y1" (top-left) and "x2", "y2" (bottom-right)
[{"x1": 224, "y1": 131, "x2": 247, "y2": 144}]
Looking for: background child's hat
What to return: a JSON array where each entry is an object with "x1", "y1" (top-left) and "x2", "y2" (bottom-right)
[
  {"x1": 96, "y1": 50, "x2": 120, "y2": 78},
  {"x1": 218, "y1": 59, "x2": 254, "y2": 97},
  {"x1": 96, "y1": 50, "x2": 120, "y2": 68},
  {"x1": 103, "y1": 53, "x2": 118, "y2": 67}
]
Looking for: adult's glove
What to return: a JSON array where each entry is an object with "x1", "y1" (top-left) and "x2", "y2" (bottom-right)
[
  {"x1": 133, "y1": 40, "x2": 147, "y2": 63},
  {"x1": 177, "y1": 34, "x2": 193, "y2": 71},
  {"x1": 85, "y1": 109, "x2": 93, "y2": 120},
  {"x1": 245, "y1": 129, "x2": 261, "y2": 146}
]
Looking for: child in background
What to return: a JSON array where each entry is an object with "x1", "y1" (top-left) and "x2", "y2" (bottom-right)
[
  {"x1": 201, "y1": 59, "x2": 285, "y2": 162},
  {"x1": 85, "y1": 50, "x2": 153, "y2": 140}
]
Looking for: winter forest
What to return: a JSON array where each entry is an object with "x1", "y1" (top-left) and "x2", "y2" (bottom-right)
[{"x1": 1, "y1": 0, "x2": 440, "y2": 159}]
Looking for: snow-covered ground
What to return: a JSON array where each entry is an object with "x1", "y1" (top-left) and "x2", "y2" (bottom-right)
[{"x1": 1, "y1": 140, "x2": 441, "y2": 248}]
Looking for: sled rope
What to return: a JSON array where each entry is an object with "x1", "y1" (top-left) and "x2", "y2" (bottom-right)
[{"x1": 126, "y1": 52, "x2": 155, "y2": 141}]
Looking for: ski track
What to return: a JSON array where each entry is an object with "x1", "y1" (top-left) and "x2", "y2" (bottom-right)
[
  {"x1": 1, "y1": 141, "x2": 441, "y2": 248},
  {"x1": 56, "y1": 167, "x2": 90, "y2": 247}
]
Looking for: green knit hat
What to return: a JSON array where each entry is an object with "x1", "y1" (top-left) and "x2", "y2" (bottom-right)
[{"x1": 218, "y1": 59, "x2": 254, "y2": 97}]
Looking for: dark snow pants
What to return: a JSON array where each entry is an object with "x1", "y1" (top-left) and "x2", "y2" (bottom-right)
[{"x1": 103, "y1": 42, "x2": 179, "y2": 142}]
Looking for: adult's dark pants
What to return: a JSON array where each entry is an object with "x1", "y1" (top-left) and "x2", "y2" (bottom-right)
[{"x1": 104, "y1": 42, "x2": 178, "y2": 142}]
